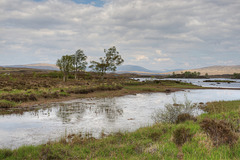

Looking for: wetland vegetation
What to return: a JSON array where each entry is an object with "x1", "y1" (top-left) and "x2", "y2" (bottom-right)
[
  {"x1": 0, "y1": 66, "x2": 240, "y2": 159},
  {"x1": 0, "y1": 70, "x2": 200, "y2": 115}
]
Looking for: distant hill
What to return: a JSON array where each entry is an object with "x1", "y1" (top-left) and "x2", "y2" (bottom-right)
[
  {"x1": 164, "y1": 65, "x2": 240, "y2": 75},
  {"x1": 1, "y1": 63, "x2": 183, "y2": 75},
  {"x1": 116, "y1": 65, "x2": 183, "y2": 74},
  {"x1": 117, "y1": 65, "x2": 154, "y2": 73},
  {"x1": 4, "y1": 63, "x2": 59, "y2": 71}
]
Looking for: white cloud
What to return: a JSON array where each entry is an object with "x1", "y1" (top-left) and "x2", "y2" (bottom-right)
[
  {"x1": 135, "y1": 55, "x2": 149, "y2": 61},
  {"x1": 155, "y1": 50, "x2": 168, "y2": 57},
  {"x1": 0, "y1": 0, "x2": 239, "y2": 69},
  {"x1": 154, "y1": 58, "x2": 171, "y2": 62}
]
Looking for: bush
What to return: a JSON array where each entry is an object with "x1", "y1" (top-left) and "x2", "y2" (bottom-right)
[
  {"x1": 176, "y1": 113, "x2": 197, "y2": 124},
  {"x1": 200, "y1": 118, "x2": 238, "y2": 146},
  {"x1": 173, "y1": 127, "x2": 193, "y2": 146},
  {"x1": 151, "y1": 96, "x2": 198, "y2": 123}
]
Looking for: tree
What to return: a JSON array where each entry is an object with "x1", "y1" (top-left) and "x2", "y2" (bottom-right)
[
  {"x1": 71, "y1": 49, "x2": 87, "y2": 79},
  {"x1": 89, "y1": 46, "x2": 124, "y2": 78},
  {"x1": 205, "y1": 73, "x2": 209, "y2": 78},
  {"x1": 56, "y1": 55, "x2": 73, "y2": 82}
]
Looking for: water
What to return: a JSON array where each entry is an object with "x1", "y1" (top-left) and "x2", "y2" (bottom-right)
[
  {"x1": 165, "y1": 78, "x2": 240, "y2": 88},
  {"x1": 1, "y1": 89, "x2": 240, "y2": 149},
  {"x1": 134, "y1": 78, "x2": 240, "y2": 88}
]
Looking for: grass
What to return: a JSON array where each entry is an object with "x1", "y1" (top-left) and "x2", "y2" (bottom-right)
[
  {"x1": 1, "y1": 72, "x2": 239, "y2": 158},
  {"x1": 1, "y1": 99, "x2": 240, "y2": 159},
  {"x1": 0, "y1": 100, "x2": 16, "y2": 108},
  {"x1": 0, "y1": 77, "x2": 203, "y2": 115}
]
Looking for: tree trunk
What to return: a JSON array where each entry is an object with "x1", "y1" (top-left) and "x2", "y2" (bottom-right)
[
  {"x1": 63, "y1": 75, "x2": 66, "y2": 82},
  {"x1": 75, "y1": 71, "x2": 77, "y2": 80}
]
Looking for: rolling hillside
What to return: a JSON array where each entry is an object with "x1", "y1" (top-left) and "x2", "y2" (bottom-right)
[
  {"x1": 3, "y1": 63, "x2": 59, "y2": 71},
  {"x1": 165, "y1": 65, "x2": 240, "y2": 75}
]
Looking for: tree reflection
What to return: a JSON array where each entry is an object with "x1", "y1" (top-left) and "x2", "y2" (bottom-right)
[
  {"x1": 55, "y1": 99, "x2": 124, "y2": 124},
  {"x1": 56, "y1": 103, "x2": 87, "y2": 123}
]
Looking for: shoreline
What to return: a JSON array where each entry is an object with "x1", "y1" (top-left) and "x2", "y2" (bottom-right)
[
  {"x1": 9, "y1": 86, "x2": 240, "y2": 112},
  {"x1": 1, "y1": 94, "x2": 240, "y2": 159}
]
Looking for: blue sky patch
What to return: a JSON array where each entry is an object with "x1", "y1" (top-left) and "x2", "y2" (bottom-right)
[
  {"x1": 72, "y1": 0, "x2": 105, "y2": 7},
  {"x1": 33, "y1": 0, "x2": 105, "y2": 7}
]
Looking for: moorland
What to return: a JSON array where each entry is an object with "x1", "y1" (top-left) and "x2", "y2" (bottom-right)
[{"x1": 0, "y1": 68, "x2": 240, "y2": 160}]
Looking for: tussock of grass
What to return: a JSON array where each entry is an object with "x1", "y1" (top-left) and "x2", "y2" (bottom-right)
[{"x1": 0, "y1": 100, "x2": 16, "y2": 108}]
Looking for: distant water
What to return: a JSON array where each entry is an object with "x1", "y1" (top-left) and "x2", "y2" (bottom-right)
[{"x1": 133, "y1": 78, "x2": 240, "y2": 88}]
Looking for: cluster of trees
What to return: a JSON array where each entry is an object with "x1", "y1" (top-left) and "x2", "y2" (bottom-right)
[
  {"x1": 169, "y1": 71, "x2": 208, "y2": 78},
  {"x1": 233, "y1": 73, "x2": 240, "y2": 79},
  {"x1": 56, "y1": 46, "x2": 124, "y2": 82}
]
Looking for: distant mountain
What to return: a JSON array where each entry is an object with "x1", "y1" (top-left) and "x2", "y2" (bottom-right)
[
  {"x1": 4, "y1": 63, "x2": 59, "y2": 71},
  {"x1": 116, "y1": 65, "x2": 183, "y2": 74},
  {"x1": 152, "y1": 68, "x2": 183, "y2": 73},
  {"x1": 117, "y1": 65, "x2": 154, "y2": 73},
  {"x1": 164, "y1": 65, "x2": 240, "y2": 75},
  {"x1": 2, "y1": 63, "x2": 191, "y2": 75}
]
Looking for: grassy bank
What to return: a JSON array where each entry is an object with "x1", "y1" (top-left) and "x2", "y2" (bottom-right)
[
  {"x1": 1, "y1": 100, "x2": 240, "y2": 159},
  {"x1": 0, "y1": 73, "x2": 201, "y2": 115}
]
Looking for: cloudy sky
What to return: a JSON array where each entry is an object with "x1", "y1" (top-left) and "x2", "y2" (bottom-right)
[{"x1": 0, "y1": 0, "x2": 239, "y2": 70}]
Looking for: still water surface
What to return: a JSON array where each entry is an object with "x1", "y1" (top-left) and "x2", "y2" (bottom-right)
[
  {"x1": 134, "y1": 78, "x2": 240, "y2": 88},
  {"x1": 0, "y1": 89, "x2": 240, "y2": 149}
]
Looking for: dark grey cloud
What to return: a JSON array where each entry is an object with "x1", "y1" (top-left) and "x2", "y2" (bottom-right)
[{"x1": 0, "y1": 0, "x2": 239, "y2": 70}]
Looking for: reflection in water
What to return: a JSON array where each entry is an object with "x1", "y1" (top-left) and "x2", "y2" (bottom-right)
[
  {"x1": 96, "y1": 103, "x2": 123, "y2": 122},
  {"x1": 1, "y1": 89, "x2": 240, "y2": 149},
  {"x1": 34, "y1": 99, "x2": 124, "y2": 124},
  {"x1": 56, "y1": 103, "x2": 86, "y2": 124}
]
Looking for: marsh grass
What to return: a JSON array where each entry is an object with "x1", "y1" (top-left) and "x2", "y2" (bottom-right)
[
  {"x1": 2, "y1": 72, "x2": 239, "y2": 159},
  {"x1": 0, "y1": 100, "x2": 16, "y2": 108}
]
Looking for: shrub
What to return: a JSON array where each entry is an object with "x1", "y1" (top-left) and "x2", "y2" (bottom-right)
[
  {"x1": 151, "y1": 96, "x2": 198, "y2": 123},
  {"x1": 200, "y1": 118, "x2": 238, "y2": 146},
  {"x1": 148, "y1": 131, "x2": 162, "y2": 141},
  {"x1": 173, "y1": 127, "x2": 193, "y2": 146},
  {"x1": 176, "y1": 113, "x2": 197, "y2": 124}
]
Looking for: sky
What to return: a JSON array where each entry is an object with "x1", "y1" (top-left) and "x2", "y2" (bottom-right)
[{"x1": 0, "y1": 0, "x2": 240, "y2": 70}]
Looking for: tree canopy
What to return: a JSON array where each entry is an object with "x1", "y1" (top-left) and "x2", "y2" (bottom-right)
[
  {"x1": 56, "y1": 55, "x2": 73, "y2": 82},
  {"x1": 72, "y1": 49, "x2": 87, "y2": 79},
  {"x1": 89, "y1": 46, "x2": 124, "y2": 76}
]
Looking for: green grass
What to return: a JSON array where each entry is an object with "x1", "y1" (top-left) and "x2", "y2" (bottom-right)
[
  {"x1": 1, "y1": 100, "x2": 240, "y2": 159},
  {"x1": 201, "y1": 100, "x2": 240, "y2": 114},
  {"x1": 0, "y1": 100, "x2": 16, "y2": 108},
  {"x1": 2, "y1": 118, "x2": 239, "y2": 159}
]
